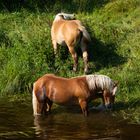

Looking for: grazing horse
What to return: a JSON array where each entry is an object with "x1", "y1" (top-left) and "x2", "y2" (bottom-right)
[
  {"x1": 51, "y1": 13, "x2": 91, "y2": 73},
  {"x1": 32, "y1": 74, "x2": 118, "y2": 116}
]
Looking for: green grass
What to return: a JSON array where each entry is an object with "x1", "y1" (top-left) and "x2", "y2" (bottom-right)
[{"x1": 0, "y1": 0, "x2": 140, "y2": 123}]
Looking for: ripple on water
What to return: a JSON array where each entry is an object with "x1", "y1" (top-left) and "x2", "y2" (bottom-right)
[{"x1": 0, "y1": 97, "x2": 140, "y2": 140}]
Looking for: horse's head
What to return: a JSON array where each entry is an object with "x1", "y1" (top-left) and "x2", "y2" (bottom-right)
[
  {"x1": 104, "y1": 81, "x2": 118, "y2": 110},
  {"x1": 55, "y1": 13, "x2": 76, "y2": 21}
]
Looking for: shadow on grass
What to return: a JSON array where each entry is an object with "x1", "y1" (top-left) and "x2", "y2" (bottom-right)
[
  {"x1": 88, "y1": 37, "x2": 126, "y2": 72},
  {"x1": 0, "y1": 30, "x2": 13, "y2": 48},
  {"x1": 48, "y1": 35, "x2": 126, "y2": 74}
]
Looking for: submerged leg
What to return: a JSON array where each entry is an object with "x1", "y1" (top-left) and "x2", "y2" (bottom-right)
[
  {"x1": 79, "y1": 99, "x2": 88, "y2": 116},
  {"x1": 103, "y1": 90, "x2": 112, "y2": 109}
]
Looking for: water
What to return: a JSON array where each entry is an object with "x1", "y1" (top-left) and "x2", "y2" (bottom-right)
[{"x1": 0, "y1": 97, "x2": 140, "y2": 140}]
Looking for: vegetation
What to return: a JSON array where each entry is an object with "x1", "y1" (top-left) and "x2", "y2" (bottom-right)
[{"x1": 0, "y1": 0, "x2": 139, "y2": 123}]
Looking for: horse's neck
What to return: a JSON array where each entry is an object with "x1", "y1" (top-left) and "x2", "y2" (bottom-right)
[
  {"x1": 86, "y1": 75, "x2": 110, "y2": 90},
  {"x1": 86, "y1": 75, "x2": 97, "y2": 90}
]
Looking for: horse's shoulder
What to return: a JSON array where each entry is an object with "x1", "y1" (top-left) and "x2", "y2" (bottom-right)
[
  {"x1": 72, "y1": 76, "x2": 90, "y2": 97},
  {"x1": 71, "y1": 76, "x2": 88, "y2": 89}
]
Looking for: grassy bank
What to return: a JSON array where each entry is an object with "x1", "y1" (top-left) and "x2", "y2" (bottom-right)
[{"x1": 0, "y1": 0, "x2": 140, "y2": 123}]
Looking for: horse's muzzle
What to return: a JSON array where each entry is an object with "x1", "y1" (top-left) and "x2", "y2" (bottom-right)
[{"x1": 105, "y1": 103, "x2": 115, "y2": 111}]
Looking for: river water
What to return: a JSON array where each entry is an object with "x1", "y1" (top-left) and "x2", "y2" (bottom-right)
[{"x1": 0, "y1": 97, "x2": 140, "y2": 140}]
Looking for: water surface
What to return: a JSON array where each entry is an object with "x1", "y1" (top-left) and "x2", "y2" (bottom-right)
[{"x1": 0, "y1": 97, "x2": 140, "y2": 140}]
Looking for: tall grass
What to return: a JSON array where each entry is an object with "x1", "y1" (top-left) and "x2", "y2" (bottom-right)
[{"x1": 0, "y1": 0, "x2": 139, "y2": 122}]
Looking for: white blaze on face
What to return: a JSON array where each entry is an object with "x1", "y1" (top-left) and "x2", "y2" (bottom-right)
[{"x1": 112, "y1": 86, "x2": 118, "y2": 96}]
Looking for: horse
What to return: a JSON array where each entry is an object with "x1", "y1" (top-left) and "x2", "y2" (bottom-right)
[
  {"x1": 32, "y1": 74, "x2": 118, "y2": 116},
  {"x1": 51, "y1": 13, "x2": 91, "y2": 74}
]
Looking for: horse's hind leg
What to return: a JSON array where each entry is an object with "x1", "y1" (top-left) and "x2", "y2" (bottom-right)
[
  {"x1": 81, "y1": 42, "x2": 89, "y2": 74},
  {"x1": 68, "y1": 46, "x2": 78, "y2": 72},
  {"x1": 52, "y1": 40, "x2": 58, "y2": 55}
]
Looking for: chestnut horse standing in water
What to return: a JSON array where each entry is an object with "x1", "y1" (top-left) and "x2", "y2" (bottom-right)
[
  {"x1": 51, "y1": 13, "x2": 91, "y2": 74},
  {"x1": 32, "y1": 74, "x2": 118, "y2": 116}
]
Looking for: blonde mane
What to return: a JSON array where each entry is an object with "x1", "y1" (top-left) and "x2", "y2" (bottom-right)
[
  {"x1": 54, "y1": 13, "x2": 75, "y2": 21},
  {"x1": 86, "y1": 75, "x2": 114, "y2": 92}
]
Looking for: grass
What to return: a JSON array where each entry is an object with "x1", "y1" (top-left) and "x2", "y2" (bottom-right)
[{"x1": 0, "y1": 0, "x2": 140, "y2": 123}]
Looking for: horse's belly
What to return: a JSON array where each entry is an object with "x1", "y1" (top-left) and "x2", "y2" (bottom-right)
[
  {"x1": 57, "y1": 99, "x2": 78, "y2": 106},
  {"x1": 51, "y1": 95, "x2": 78, "y2": 106}
]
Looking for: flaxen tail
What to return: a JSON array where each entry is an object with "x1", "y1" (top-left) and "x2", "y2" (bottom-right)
[
  {"x1": 32, "y1": 84, "x2": 47, "y2": 116},
  {"x1": 32, "y1": 84, "x2": 39, "y2": 116},
  {"x1": 76, "y1": 20, "x2": 91, "y2": 42},
  {"x1": 80, "y1": 26, "x2": 91, "y2": 42}
]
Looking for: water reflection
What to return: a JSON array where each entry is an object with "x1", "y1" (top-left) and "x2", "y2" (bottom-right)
[
  {"x1": 0, "y1": 97, "x2": 140, "y2": 140},
  {"x1": 33, "y1": 112, "x2": 120, "y2": 140},
  {"x1": 120, "y1": 123, "x2": 140, "y2": 140}
]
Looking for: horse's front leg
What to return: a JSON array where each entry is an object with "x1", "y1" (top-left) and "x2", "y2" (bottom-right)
[
  {"x1": 68, "y1": 47, "x2": 78, "y2": 72},
  {"x1": 79, "y1": 99, "x2": 88, "y2": 116},
  {"x1": 103, "y1": 90, "x2": 112, "y2": 110}
]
